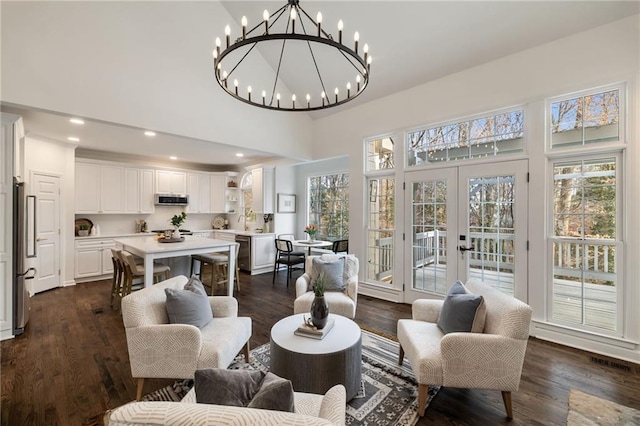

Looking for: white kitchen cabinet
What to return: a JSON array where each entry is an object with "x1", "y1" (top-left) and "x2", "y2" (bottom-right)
[
  {"x1": 76, "y1": 162, "x2": 101, "y2": 213},
  {"x1": 124, "y1": 168, "x2": 155, "y2": 214},
  {"x1": 187, "y1": 172, "x2": 211, "y2": 214},
  {"x1": 251, "y1": 166, "x2": 274, "y2": 213},
  {"x1": 156, "y1": 170, "x2": 187, "y2": 194},
  {"x1": 139, "y1": 169, "x2": 155, "y2": 213},
  {"x1": 210, "y1": 173, "x2": 226, "y2": 213},
  {"x1": 251, "y1": 234, "x2": 275, "y2": 273},
  {"x1": 100, "y1": 165, "x2": 125, "y2": 213},
  {"x1": 75, "y1": 238, "x2": 116, "y2": 281}
]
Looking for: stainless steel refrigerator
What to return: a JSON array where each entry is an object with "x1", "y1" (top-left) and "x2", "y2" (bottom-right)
[{"x1": 12, "y1": 178, "x2": 35, "y2": 335}]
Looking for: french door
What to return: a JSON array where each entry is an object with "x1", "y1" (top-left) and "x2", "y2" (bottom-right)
[{"x1": 404, "y1": 160, "x2": 528, "y2": 303}]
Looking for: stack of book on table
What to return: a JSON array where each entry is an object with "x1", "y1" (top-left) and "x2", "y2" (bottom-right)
[{"x1": 294, "y1": 318, "x2": 335, "y2": 340}]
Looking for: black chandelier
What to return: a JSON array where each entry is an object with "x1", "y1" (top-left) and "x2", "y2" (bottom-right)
[{"x1": 213, "y1": 0, "x2": 371, "y2": 112}]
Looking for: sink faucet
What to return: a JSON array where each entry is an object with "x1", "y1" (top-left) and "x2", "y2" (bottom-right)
[{"x1": 237, "y1": 214, "x2": 248, "y2": 231}]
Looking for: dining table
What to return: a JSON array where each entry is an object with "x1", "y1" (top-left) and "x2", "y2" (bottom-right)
[
  {"x1": 114, "y1": 235, "x2": 237, "y2": 296},
  {"x1": 293, "y1": 240, "x2": 333, "y2": 256}
]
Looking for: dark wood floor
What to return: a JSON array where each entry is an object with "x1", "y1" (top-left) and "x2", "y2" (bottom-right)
[{"x1": 2, "y1": 271, "x2": 640, "y2": 426}]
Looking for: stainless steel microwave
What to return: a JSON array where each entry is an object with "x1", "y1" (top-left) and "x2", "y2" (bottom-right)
[{"x1": 154, "y1": 194, "x2": 189, "y2": 206}]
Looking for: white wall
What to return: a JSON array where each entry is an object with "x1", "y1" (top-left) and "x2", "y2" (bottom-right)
[
  {"x1": 312, "y1": 16, "x2": 640, "y2": 361},
  {"x1": 1, "y1": 1, "x2": 314, "y2": 161},
  {"x1": 23, "y1": 135, "x2": 76, "y2": 287}
]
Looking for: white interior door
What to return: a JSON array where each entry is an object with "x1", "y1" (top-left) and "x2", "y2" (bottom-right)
[
  {"x1": 405, "y1": 160, "x2": 528, "y2": 303},
  {"x1": 31, "y1": 173, "x2": 60, "y2": 294}
]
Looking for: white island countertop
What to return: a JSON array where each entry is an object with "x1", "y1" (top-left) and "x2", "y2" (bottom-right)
[{"x1": 114, "y1": 235, "x2": 238, "y2": 295}]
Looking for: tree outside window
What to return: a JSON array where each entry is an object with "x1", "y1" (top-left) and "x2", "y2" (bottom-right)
[{"x1": 308, "y1": 173, "x2": 349, "y2": 240}]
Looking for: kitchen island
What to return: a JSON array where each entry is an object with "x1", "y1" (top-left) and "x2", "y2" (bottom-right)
[{"x1": 114, "y1": 235, "x2": 237, "y2": 296}]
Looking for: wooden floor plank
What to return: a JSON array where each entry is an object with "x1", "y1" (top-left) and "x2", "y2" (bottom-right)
[{"x1": 2, "y1": 271, "x2": 639, "y2": 426}]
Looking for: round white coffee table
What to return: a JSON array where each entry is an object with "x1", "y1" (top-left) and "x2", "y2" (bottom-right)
[{"x1": 270, "y1": 313, "x2": 362, "y2": 400}]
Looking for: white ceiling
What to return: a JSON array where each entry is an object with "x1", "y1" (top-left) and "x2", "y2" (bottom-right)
[{"x1": 3, "y1": 1, "x2": 638, "y2": 166}]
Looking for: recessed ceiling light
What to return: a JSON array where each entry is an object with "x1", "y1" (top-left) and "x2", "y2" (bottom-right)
[
  {"x1": 69, "y1": 118, "x2": 85, "y2": 125},
  {"x1": 235, "y1": 153, "x2": 244, "y2": 157},
  {"x1": 169, "y1": 156, "x2": 177, "y2": 160},
  {"x1": 144, "y1": 131, "x2": 156, "y2": 137},
  {"x1": 68, "y1": 136, "x2": 80, "y2": 142}
]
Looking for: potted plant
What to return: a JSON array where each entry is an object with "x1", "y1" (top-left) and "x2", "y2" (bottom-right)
[
  {"x1": 170, "y1": 212, "x2": 187, "y2": 238},
  {"x1": 78, "y1": 224, "x2": 90, "y2": 236},
  {"x1": 310, "y1": 273, "x2": 329, "y2": 329}
]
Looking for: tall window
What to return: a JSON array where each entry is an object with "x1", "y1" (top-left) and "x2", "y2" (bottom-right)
[
  {"x1": 551, "y1": 157, "x2": 621, "y2": 332},
  {"x1": 365, "y1": 137, "x2": 395, "y2": 285},
  {"x1": 240, "y1": 172, "x2": 256, "y2": 224},
  {"x1": 308, "y1": 173, "x2": 349, "y2": 240},
  {"x1": 547, "y1": 84, "x2": 624, "y2": 335},
  {"x1": 407, "y1": 108, "x2": 524, "y2": 166}
]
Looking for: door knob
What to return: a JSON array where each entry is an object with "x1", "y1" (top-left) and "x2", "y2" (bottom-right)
[{"x1": 458, "y1": 245, "x2": 474, "y2": 252}]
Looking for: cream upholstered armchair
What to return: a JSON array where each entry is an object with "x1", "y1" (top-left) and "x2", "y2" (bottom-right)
[
  {"x1": 397, "y1": 279, "x2": 532, "y2": 419},
  {"x1": 294, "y1": 254, "x2": 359, "y2": 319},
  {"x1": 121, "y1": 275, "x2": 252, "y2": 400}
]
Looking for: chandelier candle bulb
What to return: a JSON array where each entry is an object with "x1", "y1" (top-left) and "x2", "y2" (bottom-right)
[
  {"x1": 347, "y1": 82, "x2": 351, "y2": 97},
  {"x1": 354, "y1": 31, "x2": 359, "y2": 53},
  {"x1": 262, "y1": 90, "x2": 266, "y2": 105},
  {"x1": 306, "y1": 94, "x2": 311, "y2": 108},
  {"x1": 321, "y1": 91, "x2": 326, "y2": 106},
  {"x1": 215, "y1": 37, "x2": 221, "y2": 57},
  {"x1": 316, "y1": 12, "x2": 322, "y2": 36},
  {"x1": 241, "y1": 16, "x2": 247, "y2": 39},
  {"x1": 335, "y1": 87, "x2": 339, "y2": 103},
  {"x1": 356, "y1": 75, "x2": 361, "y2": 91},
  {"x1": 263, "y1": 10, "x2": 269, "y2": 34},
  {"x1": 277, "y1": 93, "x2": 281, "y2": 108},
  {"x1": 247, "y1": 86, "x2": 252, "y2": 102},
  {"x1": 234, "y1": 79, "x2": 238, "y2": 95},
  {"x1": 338, "y1": 20, "x2": 343, "y2": 44},
  {"x1": 291, "y1": 8, "x2": 296, "y2": 34},
  {"x1": 225, "y1": 25, "x2": 231, "y2": 48},
  {"x1": 292, "y1": 94, "x2": 296, "y2": 109},
  {"x1": 364, "y1": 43, "x2": 369, "y2": 63}
]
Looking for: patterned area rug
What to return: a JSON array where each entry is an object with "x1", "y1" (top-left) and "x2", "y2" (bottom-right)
[
  {"x1": 567, "y1": 389, "x2": 640, "y2": 425},
  {"x1": 143, "y1": 330, "x2": 439, "y2": 425}
]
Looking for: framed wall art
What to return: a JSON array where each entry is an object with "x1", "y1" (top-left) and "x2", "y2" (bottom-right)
[{"x1": 277, "y1": 193, "x2": 296, "y2": 213}]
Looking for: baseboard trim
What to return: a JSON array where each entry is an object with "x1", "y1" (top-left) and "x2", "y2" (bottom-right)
[{"x1": 359, "y1": 282, "x2": 403, "y2": 303}]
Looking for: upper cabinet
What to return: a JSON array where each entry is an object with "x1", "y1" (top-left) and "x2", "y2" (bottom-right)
[
  {"x1": 225, "y1": 172, "x2": 239, "y2": 214},
  {"x1": 76, "y1": 161, "x2": 154, "y2": 214},
  {"x1": 156, "y1": 170, "x2": 187, "y2": 194},
  {"x1": 210, "y1": 173, "x2": 226, "y2": 213},
  {"x1": 187, "y1": 172, "x2": 211, "y2": 214},
  {"x1": 251, "y1": 166, "x2": 274, "y2": 213}
]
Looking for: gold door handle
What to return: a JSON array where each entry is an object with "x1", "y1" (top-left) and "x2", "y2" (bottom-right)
[{"x1": 36, "y1": 237, "x2": 48, "y2": 242}]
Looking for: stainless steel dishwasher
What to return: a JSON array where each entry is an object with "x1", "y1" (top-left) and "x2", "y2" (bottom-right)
[{"x1": 236, "y1": 235, "x2": 251, "y2": 272}]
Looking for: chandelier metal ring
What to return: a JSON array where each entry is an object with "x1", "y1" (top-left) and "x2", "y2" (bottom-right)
[{"x1": 213, "y1": 0, "x2": 371, "y2": 112}]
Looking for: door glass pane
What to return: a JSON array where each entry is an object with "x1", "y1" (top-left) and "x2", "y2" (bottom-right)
[
  {"x1": 367, "y1": 177, "x2": 394, "y2": 285},
  {"x1": 467, "y1": 175, "x2": 515, "y2": 295},
  {"x1": 412, "y1": 180, "x2": 448, "y2": 295}
]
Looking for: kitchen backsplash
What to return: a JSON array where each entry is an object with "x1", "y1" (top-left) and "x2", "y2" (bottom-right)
[{"x1": 76, "y1": 208, "x2": 242, "y2": 235}]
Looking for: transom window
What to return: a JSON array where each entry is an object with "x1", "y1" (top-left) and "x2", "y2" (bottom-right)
[
  {"x1": 366, "y1": 137, "x2": 394, "y2": 171},
  {"x1": 407, "y1": 109, "x2": 524, "y2": 166},
  {"x1": 308, "y1": 173, "x2": 349, "y2": 240},
  {"x1": 550, "y1": 88, "x2": 621, "y2": 149}
]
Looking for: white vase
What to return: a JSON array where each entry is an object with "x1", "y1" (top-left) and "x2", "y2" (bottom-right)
[{"x1": 173, "y1": 227, "x2": 181, "y2": 239}]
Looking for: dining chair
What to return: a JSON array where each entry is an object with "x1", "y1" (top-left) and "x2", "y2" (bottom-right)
[
  {"x1": 272, "y1": 239, "x2": 306, "y2": 286},
  {"x1": 277, "y1": 233, "x2": 306, "y2": 257},
  {"x1": 332, "y1": 239, "x2": 349, "y2": 254}
]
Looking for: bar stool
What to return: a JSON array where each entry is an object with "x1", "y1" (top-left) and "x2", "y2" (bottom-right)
[{"x1": 190, "y1": 242, "x2": 240, "y2": 295}]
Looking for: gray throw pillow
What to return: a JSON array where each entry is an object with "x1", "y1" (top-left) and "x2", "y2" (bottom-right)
[
  {"x1": 310, "y1": 257, "x2": 345, "y2": 292},
  {"x1": 194, "y1": 369, "x2": 295, "y2": 413},
  {"x1": 247, "y1": 372, "x2": 295, "y2": 412},
  {"x1": 195, "y1": 369, "x2": 265, "y2": 406},
  {"x1": 437, "y1": 281, "x2": 485, "y2": 334},
  {"x1": 164, "y1": 281, "x2": 213, "y2": 328},
  {"x1": 184, "y1": 274, "x2": 208, "y2": 297}
]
